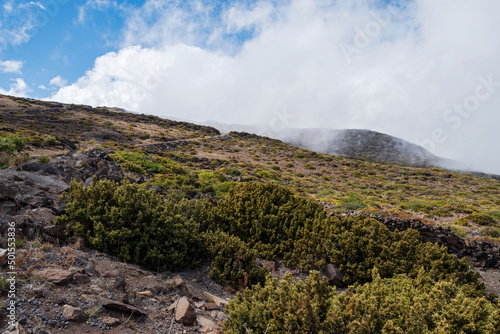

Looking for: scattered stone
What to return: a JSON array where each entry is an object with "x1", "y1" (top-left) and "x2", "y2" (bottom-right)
[
  {"x1": 88, "y1": 284, "x2": 103, "y2": 293},
  {"x1": 165, "y1": 274, "x2": 189, "y2": 295},
  {"x1": 73, "y1": 273, "x2": 91, "y2": 284},
  {"x1": 203, "y1": 302, "x2": 220, "y2": 311},
  {"x1": 203, "y1": 292, "x2": 229, "y2": 308},
  {"x1": 136, "y1": 290, "x2": 153, "y2": 297},
  {"x1": 101, "y1": 316, "x2": 121, "y2": 327},
  {"x1": 175, "y1": 297, "x2": 197, "y2": 326},
  {"x1": 210, "y1": 310, "x2": 229, "y2": 322},
  {"x1": 102, "y1": 299, "x2": 147, "y2": 317},
  {"x1": 185, "y1": 280, "x2": 206, "y2": 301},
  {"x1": 167, "y1": 300, "x2": 178, "y2": 313},
  {"x1": 0, "y1": 201, "x2": 17, "y2": 216},
  {"x1": 62, "y1": 305, "x2": 85, "y2": 322},
  {"x1": 197, "y1": 315, "x2": 218, "y2": 333},
  {"x1": 40, "y1": 268, "x2": 73, "y2": 285},
  {"x1": 324, "y1": 263, "x2": 344, "y2": 287},
  {"x1": 485, "y1": 255, "x2": 498, "y2": 268}
]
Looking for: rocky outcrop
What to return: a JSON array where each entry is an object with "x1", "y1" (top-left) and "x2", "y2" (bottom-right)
[{"x1": 0, "y1": 149, "x2": 125, "y2": 243}]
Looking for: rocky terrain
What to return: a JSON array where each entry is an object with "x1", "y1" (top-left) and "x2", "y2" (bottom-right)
[{"x1": 0, "y1": 94, "x2": 499, "y2": 333}]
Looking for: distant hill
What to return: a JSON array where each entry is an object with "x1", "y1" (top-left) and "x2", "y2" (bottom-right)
[
  {"x1": 205, "y1": 122, "x2": 457, "y2": 169},
  {"x1": 278, "y1": 128, "x2": 456, "y2": 168}
]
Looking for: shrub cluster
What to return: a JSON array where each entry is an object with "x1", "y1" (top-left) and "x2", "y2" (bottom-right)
[
  {"x1": 204, "y1": 230, "x2": 266, "y2": 291},
  {"x1": 56, "y1": 179, "x2": 498, "y2": 332},
  {"x1": 0, "y1": 136, "x2": 27, "y2": 168},
  {"x1": 0, "y1": 136, "x2": 25, "y2": 154},
  {"x1": 56, "y1": 179, "x2": 205, "y2": 271},
  {"x1": 224, "y1": 270, "x2": 500, "y2": 334},
  {"x1": 203, "y1": 183, "x2": 479, "y2": 287}
]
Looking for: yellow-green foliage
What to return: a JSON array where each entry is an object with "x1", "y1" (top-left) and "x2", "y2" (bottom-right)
[
  {"x1": 325, "y1": 218, "x2": 477, "y2": 286},
  {"x1": 225, "y1": 270, "x2": 499, "y2": 334},
  {"x1": 328, "y1": 270, "x2": 499, "y2": 333},
  {"x1": 110, "y1": 151, "x2": 174, "y2": 174},
  {"x1": 204, "y1": 182, "x2": 478, "y2": 287},
  {"x1": 121, "y1": 161, "x2": 146, "y2": 175},
  {"x1": 56, "y1": 179, "x2": 205, "y2": 271},
  {"x1": 204, "y1": 182, "x2": 328, "y2": 268},
  {"x1": 457, "y1": 213, "x2": 499, "y2": 227},
  {"x1": 0, "y1": 136, "x2": 27, "y2": 168},
  {"x1": 225, "y1": 271, "x2": 334, "y2": 334},
  {"x1": 204, "y1": 230, "x2": 266, "y2": 290},
  {"x1": 0, "y1": 136, "x2": 25, "y2": 154}
]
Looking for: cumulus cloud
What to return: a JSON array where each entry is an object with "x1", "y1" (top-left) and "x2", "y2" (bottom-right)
[
  {"x1": 50, "y1": 0, "x2": 500, "y2": 174},
  {"x1": 0, "y1": 78, "x2": 29, "y2": 96},
  {"x1": 0, "y1": 60, "x2": 23, "y2": 74},
  {"x1": 49, "y1": 75, "x2": 68, "y2": 88}
]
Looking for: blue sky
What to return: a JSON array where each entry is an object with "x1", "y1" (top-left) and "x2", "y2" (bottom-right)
[{"x1": 1, "y1": 0, "x2": 500, "y2": 173}]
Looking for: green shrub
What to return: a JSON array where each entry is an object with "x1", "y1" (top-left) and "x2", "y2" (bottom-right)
[
  {"x1": 102, "y1": 121, "x2": 113, "y2": 128},
  {"x1": 0, "y1": 136, "x2": 25, "y2": 154},
  {"x1": 225, "y1": 270, "x2": 499, "y2": 334},
  {"x1": 205, "y1": 183, "x2": 481, "y2": 288},
  {"x1": 43, "y1": 136, "x2": 58, "y2": 146},
  {"x1": 38, "y1": 156, "x2": 50, "y2": 164},
  {"x1": 459, "y1": 213, "x2": 499, "y2": 226},
  {"x1": 204, "y1": 230, "x2": 266, "y2": 290},
  {"x1": 138, "y1": 132, "x2": 150, "y2": 139},
  {"x1": 224, "y1": 271, "x2": 333, "y2": 334},
  {"x1": 326, "y1": 217, "x2": 477, "y2": 286},
  {"x1": 204, "y1": 183, "x2": 328, "y2": 268},
  {"x1": 56, "y1": 179, "x2": 205, "y2": 271},
  {"x1": 110, "y1": 151, "x2": 178, "y2": 174},
  {"x1": 28, "y1": 136, "x2": 43, "y2": 147},
  {"x1": 325, "y1": 269, "x2": 499, "y2": 333}
]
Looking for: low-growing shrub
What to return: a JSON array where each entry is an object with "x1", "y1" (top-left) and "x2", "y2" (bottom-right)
[
  {"x1": 38, "y1": 156, "x2": 50, "y2": 164},
  {"x1": 224, "y1": 270, "x2": 499, "y2": 334},
  {"x1": 0, "y1": 136, "x2": 26, "y2": 153},
  {"x1": 204, "y1": 230, "x2": 266, "y2": 291},
  {"x1": 56, "y1": 179, "x2": 205, "y2": 271},
  {"x1": 458, "y1": 213, "x2": 498, "y2": 226},
  {"x1": 224, "y1": 271, "x2": 333, "y2": 333},
  {"x1": 43, "y1": 136, "x2": 58, "y2": 146},
  {"x1": 121, "y1": 161, "x2": 146, "y2": 175},
  {"x1": 204, "y1": 183, "x2": 482, "y2": 288}
]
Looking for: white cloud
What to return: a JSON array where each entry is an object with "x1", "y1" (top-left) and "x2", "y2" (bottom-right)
[
  {"x1": 76, "y1": 0, "x2": 118, "y2": 24},
  {"x1": 49, "y1": 75, "x2": 68, "y2": 88},
  {"x1": 50, "y1": 0, "x2": 500, "y2": 174},
  {"x1": 0, "y1": 78, "x2": 29, "y2": 97},
  {"x1": 0, "y1": 60, "x2": 23, "y2": 74},
  {"x1": 223, "y1": 2, "x2": 274, "y2": 33},
  {"x1": 0, "y1": 0, "x2": 51, "y2": 51}
]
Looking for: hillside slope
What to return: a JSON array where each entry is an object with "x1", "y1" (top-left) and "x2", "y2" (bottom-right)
[{"x1": 1, "y1": 94, "x2": 500, "y2": 333}]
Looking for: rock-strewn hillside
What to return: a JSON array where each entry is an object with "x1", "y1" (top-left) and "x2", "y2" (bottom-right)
[{"x1": 1, "y1": 94, "x2": 500, "y2": 333}]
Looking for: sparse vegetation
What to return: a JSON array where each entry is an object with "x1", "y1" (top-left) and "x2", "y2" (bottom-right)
[{"x1": 2, "y1": 95, "x2": 500, "y2": 333}]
